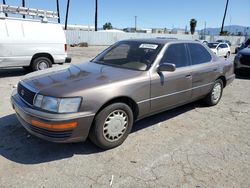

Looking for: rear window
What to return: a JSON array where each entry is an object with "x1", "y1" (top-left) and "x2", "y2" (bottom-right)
[{"x1": 188, "y1": 43, "x2": 212, "y2": 65}]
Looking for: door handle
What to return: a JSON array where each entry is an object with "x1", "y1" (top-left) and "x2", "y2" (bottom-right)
[{"x1": 185, "y1": 74, "x2": 192, "y2": 79}]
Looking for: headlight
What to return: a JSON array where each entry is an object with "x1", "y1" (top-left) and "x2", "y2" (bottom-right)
[
  {"x1": 34, "y1": 94, "x2": 81, "y2": 113},
  {"x1": 58, "y1": 98, "x2": 82, "y2": 113},
  {"x1": 236, "y1": 53, "x2": 242, "y2": 58}
]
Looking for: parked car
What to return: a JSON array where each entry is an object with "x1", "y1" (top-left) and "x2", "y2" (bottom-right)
[
  {"x1": 195, "y1": 39, "x2": 208, "y2": 45},
  {"x1": 11, "y1": 39, "x2": 235, "y2": 149},
  {"x1": 208, "y1": 42, "x2": 231, "y2": 58},
  {"x1": 0, "y1": 5, "x2": 71, "y2": 71},
  {"x1": 235, "y1": 38, "x2": 250, "y2": 53},
  {"x1": 216, "y1": 39, "x2": 231, "y2": 46},
  {"x1": 234, "y1": 45, "x2": 250, "y2": 74}
]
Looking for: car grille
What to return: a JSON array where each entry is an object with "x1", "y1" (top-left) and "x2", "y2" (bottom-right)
[
  {"x1": 240, "y1": 55, "x2": 250, "y2": 66},
  {"x1": 18, "y1": 83, "x2": 36, "y2": 105},
  {"x1": 28, "y1": 124, "x2": 73, "y2": 139}
]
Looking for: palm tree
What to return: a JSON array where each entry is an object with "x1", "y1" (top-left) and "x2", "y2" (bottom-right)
[
  {"x1": 56, "y1": 0, "x2": 60, "y2": 23},
  {"x1": 220, "y1": 0, "x2": 229, "y2": 35},
  {"x1": 95, "y1": 0, "x2": 98, "y2": 31},
  {"x1": 65, "y1": 0, "x2": 70, "y2": 30},
  {"x1": 190, "y1": 18, "x2": 197, "y2": 35}
]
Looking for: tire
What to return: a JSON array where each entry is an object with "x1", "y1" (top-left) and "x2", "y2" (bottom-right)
[
  {"x1": 224, "y1": 52, "x2": 230, "y2": 58},
  {"x1": 31, "y1": 57, "x2": 52, "y2": 71},
  {"x1": 204, "y1": 79, "x2": 223, "y2": 106},
  {"x1": 89, "y1": 103, "x2": 134, "y2": 149}
]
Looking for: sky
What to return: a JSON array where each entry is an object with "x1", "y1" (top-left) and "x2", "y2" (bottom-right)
[{"x1": 4, "y1": 0, "x2": 250, "y2": 29}]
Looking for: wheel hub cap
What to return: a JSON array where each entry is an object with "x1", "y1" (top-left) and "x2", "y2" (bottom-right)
[
  {"x1": 103, "y1": 110, "x2": 128, "y2": 142},
  {"x1": 38, "y1": 61, "x2": 48, "y2": 70},
  {"x1": 212, "y1": 83, "x2": 222, "y2": 102}
]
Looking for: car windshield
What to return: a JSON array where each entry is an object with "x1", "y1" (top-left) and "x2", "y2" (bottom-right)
[
  {"x1": 92, "y1": 41, "x2": 163, "y2": 71},
  {"x1": 208, "y1": 43, "x2": 218, "y2": 48}
]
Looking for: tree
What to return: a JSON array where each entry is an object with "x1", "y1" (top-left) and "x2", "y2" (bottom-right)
[
  {"x1": 220, "y1": 30, "x2": 230, "y2": 36},
  {"x1": 237, "y1": 31, "x2": 243, "y2": 36},
  {"x1": 220, "y1": 0, "x2": 229, "y2": 35},
  {"x1": 103, "y1": 22, "x2": 113, "y2": 30},
  {"x1": 190, "y1": 18, "x2": 197, "y2": 35}
]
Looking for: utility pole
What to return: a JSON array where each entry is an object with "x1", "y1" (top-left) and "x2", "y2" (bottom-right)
[
  {"x1": 56, "y1": 0, "x2": 60, "y2": 23},
  {"x1": 65, "y1": 0, "x2": 70, "y2": 30},
  {"x1": 2, "y1": 0, "x2": 7, "y2": 17},
  {"x1": 134, "y1": 16, "x2": 137, "y2": 32},
  {"x1": 95, "y1": 0, "x2": 98, "y2": 31},
  {"x1": 220, "y1": 0, "x2": 229, "y2": 35},
  {"x1": 204, "y1": 21, "x2": 207, "y2": 38},
  {"x1": 22, "y1": 0, "x2": 25, "y2": 18}
]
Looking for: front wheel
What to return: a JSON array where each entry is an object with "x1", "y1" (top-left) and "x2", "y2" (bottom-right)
[
  {"x1": 89, "y1": 103, "x2": 134, "y2": 149},
  {"x1": 204, "y1": 79, "x2": 223, "y2": 106}
]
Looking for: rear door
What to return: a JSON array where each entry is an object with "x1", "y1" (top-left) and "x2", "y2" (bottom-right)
[
  {"x1": 150, "y1": 43, "x2": 192, "y2": 113},
  {"x1": 187, "y1": 43, "x2": 218, "y2": 99}
]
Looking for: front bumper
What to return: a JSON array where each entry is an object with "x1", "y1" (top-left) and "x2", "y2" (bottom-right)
[
  {"x1": 234, "y1": 56, "x2": 250, "y2": 70},
  {"x1": 11, "y1": 90, "x2": 95, "y2": 143}
]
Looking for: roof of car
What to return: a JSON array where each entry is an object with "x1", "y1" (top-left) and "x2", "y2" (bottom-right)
[{"x1": 122, "y1": 38, "x2": 198, "y2": 45}]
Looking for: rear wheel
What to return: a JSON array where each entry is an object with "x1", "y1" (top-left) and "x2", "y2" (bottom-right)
[
  {"x1": 89, "y1": 103, "x2": 133, "y2": 149},
  {"x1": 31, "y1": 57, "x2": 52, "y2": 71},
  {"x1": 204, "y1": 79, "x2": 223, "y2": 106}
]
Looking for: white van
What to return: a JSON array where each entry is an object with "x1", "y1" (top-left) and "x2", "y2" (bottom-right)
[{"x1": 0, "y1": 5, "x2": 71, "y2": 71}]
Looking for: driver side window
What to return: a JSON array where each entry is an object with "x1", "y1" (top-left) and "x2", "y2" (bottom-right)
[{"x1": 160, "y1": 43, "x2": 189, "y2": 68}]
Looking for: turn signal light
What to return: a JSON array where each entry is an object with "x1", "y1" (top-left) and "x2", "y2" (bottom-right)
[{"x1": 31, "y1": 120, "x2": 77, "y2": 130}]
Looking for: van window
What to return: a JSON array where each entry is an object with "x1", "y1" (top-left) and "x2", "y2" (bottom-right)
[
  {"x1": 160, "y1": 43, "x2": 189, "y2": 68},
  {"x1": 188, "y1": 43, "x2": 212, "y2": 65}
]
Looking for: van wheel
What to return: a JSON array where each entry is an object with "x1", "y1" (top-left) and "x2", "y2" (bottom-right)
[
  {"x1": 32, "y1": 57, "x2": 52, "y2": 71},
  {"x1": 89, "y1": 103, "x2": 133, "y2": 149},
  {"x1": 204, "y1": 79, "x2": 223, "y2": 106}
]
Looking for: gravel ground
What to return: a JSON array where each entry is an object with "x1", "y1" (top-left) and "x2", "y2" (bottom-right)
[{"x1": 0, "y1": 46, "x2": 249, "y2": 188}]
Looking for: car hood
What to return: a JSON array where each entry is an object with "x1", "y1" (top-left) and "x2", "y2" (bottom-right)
[
  {"x1": 22, "y1": 62, "x2": 144, "y2": 97},
  {"x1": 239, "y1": 48, "x2": 250, "y2": 55}
]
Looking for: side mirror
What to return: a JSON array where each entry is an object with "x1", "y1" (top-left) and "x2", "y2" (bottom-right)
[{"x1": 157, "y1": 63, "x2": 176, "y2": 72}]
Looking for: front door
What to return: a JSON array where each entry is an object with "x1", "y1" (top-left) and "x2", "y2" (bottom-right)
[{"x1": 150, "y1": 43, "x2": 192, "y2": 113}]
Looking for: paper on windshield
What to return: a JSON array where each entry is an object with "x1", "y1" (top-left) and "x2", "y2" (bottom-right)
[{"x1": 139, "y1": 44, "x2": 158, "y2": 49}]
